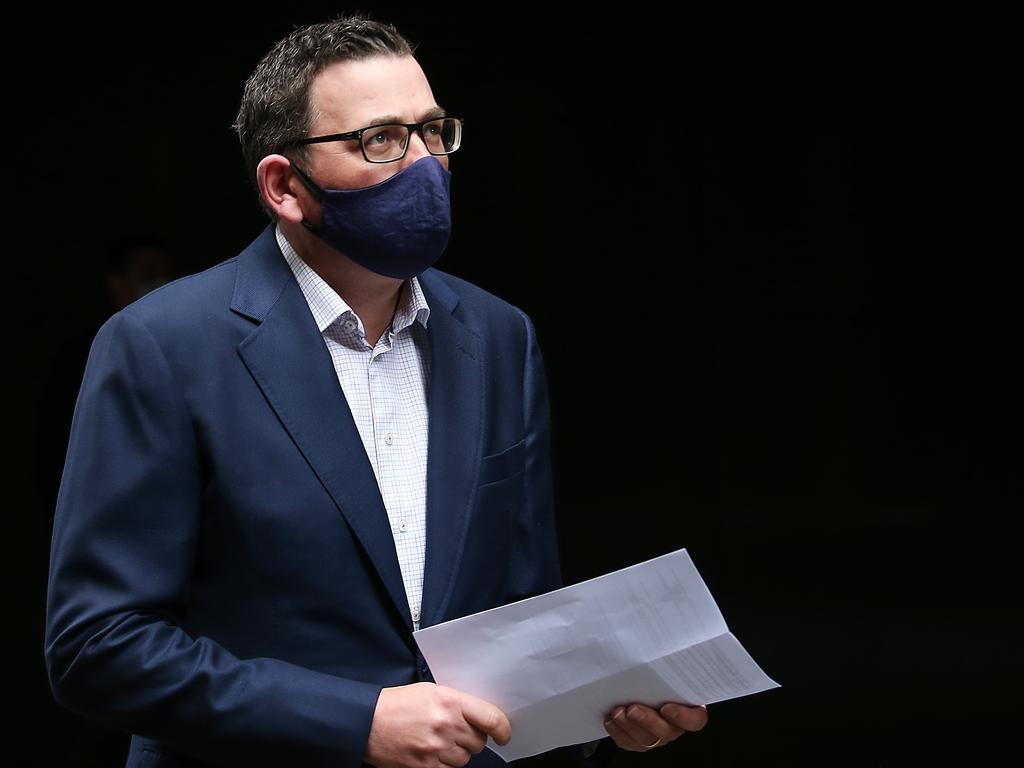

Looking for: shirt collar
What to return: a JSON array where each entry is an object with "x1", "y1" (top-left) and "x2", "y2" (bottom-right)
[{"x1": 275, "y1": 225, "x2": 430, "y2": 336}]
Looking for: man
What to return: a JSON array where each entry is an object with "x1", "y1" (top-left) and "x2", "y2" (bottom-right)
[{"x1": 44, "y1": 15, "x2": 706, "y2": 767}]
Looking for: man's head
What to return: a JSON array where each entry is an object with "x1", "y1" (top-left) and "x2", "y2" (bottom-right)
[
  {"x1": 236, "y1": 15, "x2": 459, "y2": 281},
  {"x1": 233, "y1": 14, "x2": 416, "y2": 219}
]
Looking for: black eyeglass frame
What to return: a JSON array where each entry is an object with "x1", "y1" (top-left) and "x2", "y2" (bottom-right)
[{"x1": 292, "y1": 116, "x2": 464, "y2": 164}]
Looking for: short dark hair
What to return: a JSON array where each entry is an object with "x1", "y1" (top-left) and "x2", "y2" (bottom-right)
[{"x1": 233, "y1": 14, "x2": 415, "y2": 219}]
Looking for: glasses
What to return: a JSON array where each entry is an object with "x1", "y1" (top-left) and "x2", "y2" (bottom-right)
[{"x1": 294, "y1": 116, "x2": 463, "y2": 164}]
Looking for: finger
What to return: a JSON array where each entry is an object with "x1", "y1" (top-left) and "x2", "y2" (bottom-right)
[
  {"x1": 624, "y1": 704, "x2": 685, "y2": 742},
  {"x1": 459, "y1": 691, "x2": 512, "y2": 746},
  {"x1": 603, "y1": 713, "x2": 650, "y2": 752},
  {"x1": 661, "y1": 702, "x2": 709, "y2": 732},
  {"x1": 611, "y1": 707, "x2": 660, "y2": 747},
  {"x1": 439, "y1": 743, "x2": 472, "y2": 767},
  {"x1": 454, "y1": 724, "x2": 488, "y2": 755},
  {"x1": 605, "y1": 707, "x2": 663, "y2": 750}
]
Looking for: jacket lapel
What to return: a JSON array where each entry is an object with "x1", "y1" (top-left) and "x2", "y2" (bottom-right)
[
  {"x1": 230, "y1": 227, "x2": 412, "y2": 628},
  {"x1": 417, "y1": 271, "x2": 484, "y2": 628}
]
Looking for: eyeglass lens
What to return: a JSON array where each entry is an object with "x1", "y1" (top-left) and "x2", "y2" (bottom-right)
[{"x1": 362, "y1": 118, "x2": 461, "y2": 162}]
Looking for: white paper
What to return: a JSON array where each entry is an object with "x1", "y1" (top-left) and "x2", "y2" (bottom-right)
[{"x1": 413, "y1": 548, "x2": 779, "y2": 761}]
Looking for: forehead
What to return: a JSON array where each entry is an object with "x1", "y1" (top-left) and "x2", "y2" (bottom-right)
[{"x1": 309, "y1": 55, "x2": 439, "y2": 132}]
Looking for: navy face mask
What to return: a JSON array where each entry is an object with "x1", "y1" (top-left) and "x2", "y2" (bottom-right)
[{"x1": 290, "y1": 157, "x2": 452, "y2": 280}]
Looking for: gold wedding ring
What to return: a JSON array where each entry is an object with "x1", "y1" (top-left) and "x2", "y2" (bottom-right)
[{"x1": 644, "y1": 737, "x2": 663, "y2": 749}]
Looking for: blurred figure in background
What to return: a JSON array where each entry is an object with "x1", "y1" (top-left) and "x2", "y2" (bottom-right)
[{"x1": 35, "y1": 235, "x2": 171, "y2": 766}]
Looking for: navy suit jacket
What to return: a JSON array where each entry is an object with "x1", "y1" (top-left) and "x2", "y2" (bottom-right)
[{"x1": 44, "y1": 226, "x2": 581, "y2": 767}]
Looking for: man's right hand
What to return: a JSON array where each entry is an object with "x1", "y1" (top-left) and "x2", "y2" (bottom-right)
[{"x1": 365, "y1": 682, "x2": 512, "y2": 768}]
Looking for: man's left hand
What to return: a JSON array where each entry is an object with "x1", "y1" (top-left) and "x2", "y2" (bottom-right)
[{"x1": 603, "y1": 702, "x2": 708, "y2": 752}]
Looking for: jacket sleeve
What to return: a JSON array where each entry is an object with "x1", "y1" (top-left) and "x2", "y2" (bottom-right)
[
  {"x1": 507, "y1": 309, "x2": 563, "y2": 601},
  {"x1": 44, "y1": 309, "x2": 380, "y2": 768}
]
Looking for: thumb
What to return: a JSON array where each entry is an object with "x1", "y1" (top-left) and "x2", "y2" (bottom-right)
[{"x1": 459, "y1": 691, "x2": 512, "y2": 746}]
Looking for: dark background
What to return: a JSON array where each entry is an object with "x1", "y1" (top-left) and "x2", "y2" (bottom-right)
[{"x1": 12, "y1": 7, "x2": 1018, "y2": 766}]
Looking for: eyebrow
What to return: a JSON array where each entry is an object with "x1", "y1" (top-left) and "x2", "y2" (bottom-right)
[{"x1": 364, "y1": 106, "x2": 448, "y2": 127}]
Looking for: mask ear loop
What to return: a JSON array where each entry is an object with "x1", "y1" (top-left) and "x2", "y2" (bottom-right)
[
  {"x1": 286, "y1": 160, "x2": 326, "y2": 235},
  {"x1": 288, "y1": 160, "x2": 325, "y2": 200}
]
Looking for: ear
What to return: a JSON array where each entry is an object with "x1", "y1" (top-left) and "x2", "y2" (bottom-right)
[{"x1": 257, "y1": 154, "x2": 308, "y2": 223}]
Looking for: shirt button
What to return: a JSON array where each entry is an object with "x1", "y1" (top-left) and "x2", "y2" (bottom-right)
[
  {"x1": 343, "y1": 319, "x2": 356, "y2": 331},
  {"x1": 412, "y1": 608, "x2": 421, "y2": 622},
  {"x1": 384, "y1": 433, "x2": 394, "y2": 446},
  {"x1": 399, "y1": 521, "x2": 408, "y2": 532}
]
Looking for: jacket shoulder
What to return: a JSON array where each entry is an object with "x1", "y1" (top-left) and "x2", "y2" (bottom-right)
[
  {"x1": 421, "y1": 267, "x2": 533, "y2": 330},
  {"x1": 125, "y1": 258, "x2": 238, "y2": 325}
]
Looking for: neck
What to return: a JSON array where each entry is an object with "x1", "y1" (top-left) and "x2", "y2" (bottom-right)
[{"x1": 280, "y1": 220, "x2": 404, "y2": 346}]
